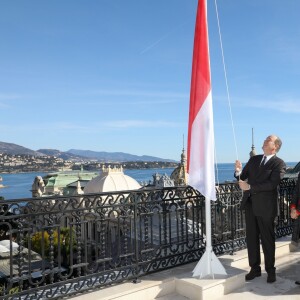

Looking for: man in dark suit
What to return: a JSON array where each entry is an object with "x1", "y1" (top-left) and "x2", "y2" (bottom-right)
[{"x1": 235, "y1": 135, "x2": 286, "y2": 283}]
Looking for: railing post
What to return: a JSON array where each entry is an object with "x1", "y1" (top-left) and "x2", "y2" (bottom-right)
[
  {"x1": 230, "y1": 183, "x2": 235, "y2": 255},
  {"x1": 132, "y1": 192, "x2": 141, "y2": 284}
]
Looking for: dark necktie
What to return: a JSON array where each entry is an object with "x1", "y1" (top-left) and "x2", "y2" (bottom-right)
[{"x1": 260, "y1": 156, "x2": 266, "y2": 167}]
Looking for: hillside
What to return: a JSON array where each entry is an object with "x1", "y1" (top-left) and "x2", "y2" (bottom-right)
[
  {"x1": 67, "y1": 149, "x2": 175, "y2": 162},
  {"x1": 37, "y1": 149, "x2": 88, "y2": 161},
  {"x1": 0, "y1": 141, "x2": 42, "y2": 156},
  {"x1": 0, "y1": 141, "x2": 175, "y2": 162}
]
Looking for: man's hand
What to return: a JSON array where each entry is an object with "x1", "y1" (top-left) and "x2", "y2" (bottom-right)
[
  {"x1": 291, "y1": 208, "x2": 298, "y2": 219},
  {"x1": 235, "y1": 160, "x2": 242, "y2": 172},
  {"x1": 238, "y1": 180, "x2": 250, "y2": 191}
]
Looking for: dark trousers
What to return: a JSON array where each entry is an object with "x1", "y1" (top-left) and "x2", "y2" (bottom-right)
[
  {"x1": 245, "y1": 204, "x2": 276, "y2": 274},
  {"x1": 291, "y1": 217, "x2": 300, "y2": 243}
]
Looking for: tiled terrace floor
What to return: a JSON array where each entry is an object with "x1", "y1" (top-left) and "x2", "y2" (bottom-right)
[{"x1": 71, "y1": 236, "x2": 300, "y2": 300}]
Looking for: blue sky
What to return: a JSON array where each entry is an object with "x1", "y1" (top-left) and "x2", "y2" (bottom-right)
[{"x1": 0, "y1": 0, "x2": 299, "y2": 163}]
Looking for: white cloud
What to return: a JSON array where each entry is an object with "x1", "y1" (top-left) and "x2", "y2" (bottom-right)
[
  {"x1": 87, "y1": 89, "x2": 188, "y2": 99},
  {"x1": 245, "y1": 99, "x2": 300, "y2": 114},
  {"x1": 0, "y1": 102, "x2": 10, "y2": 109},
  {"x1": 232, "y1": 96, "x2": 300, "y2": 114},
  {"x1": 0, "y1": 120, "x2": 181, "y2": 134},
  {"x1": 0, "y1": 94, "x2": 22, "y2": 100},
  {"x1": 103, "y1": 120, "x2": 180, "y2": 129},
  {"x1": 0, "y1": 122, "x2": 91, "y2": 133}
]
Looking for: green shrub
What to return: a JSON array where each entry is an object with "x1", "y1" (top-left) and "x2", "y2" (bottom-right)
[{"x1": 30, "y1": 227, "x2": 76, "y2": 258}]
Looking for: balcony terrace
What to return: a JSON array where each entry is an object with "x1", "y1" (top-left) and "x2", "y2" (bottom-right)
[{"x1": 0, "y1": 178, "x2": 298, "y2": 299}]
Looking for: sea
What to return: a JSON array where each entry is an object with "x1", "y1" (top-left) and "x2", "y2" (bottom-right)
[{"x1": 0, "y1": 162, "x2": 297, "y2": 200}]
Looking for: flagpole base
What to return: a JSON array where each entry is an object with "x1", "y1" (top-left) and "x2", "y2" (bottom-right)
[{"x1": 192, "y1": 249, "x2": 227, "y2": 279}]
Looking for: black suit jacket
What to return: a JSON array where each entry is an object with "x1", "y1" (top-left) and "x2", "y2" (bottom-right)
[
  {"x1": 291, "y1": 172, "x2": 300, "y2": 210},
  {"x1": 237, "y1": 154, "x2": 286, "y2": 218}
]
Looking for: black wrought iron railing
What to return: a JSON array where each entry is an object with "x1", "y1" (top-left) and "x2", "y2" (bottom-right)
[{"x1": 0, "y1": 178, "x2": 296, "y2": 299}]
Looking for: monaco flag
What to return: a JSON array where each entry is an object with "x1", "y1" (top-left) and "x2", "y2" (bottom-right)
[{"x1": 187, "y1": 0, "x2": 216, "y2": 201}]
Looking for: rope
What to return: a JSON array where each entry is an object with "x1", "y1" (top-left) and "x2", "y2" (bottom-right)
[
  {"x1": 213, "y1": 0, "x2": 239, "y2": 162},
  {"x1": 214, "y1": 146, "x2": 220, "y2": 187},
  {"x1": 213, "y1": 0, "x2": 241, "y2": 191}
]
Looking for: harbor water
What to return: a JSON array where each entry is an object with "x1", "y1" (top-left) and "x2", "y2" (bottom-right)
[{"x1": 0, "y1": 163, "x2": 297, "y2": 200}]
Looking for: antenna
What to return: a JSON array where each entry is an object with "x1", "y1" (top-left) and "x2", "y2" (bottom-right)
[{"x1": 249, "y1": 127, "x2": 256, "y2": 157}]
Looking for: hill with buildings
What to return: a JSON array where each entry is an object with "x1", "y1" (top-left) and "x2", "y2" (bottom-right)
[
  {"x1": 0, "y1": 142, "x2": 42, "y2": 156},
  {"x1": 37, "y1": 149, "x2": 88, "y2": 161},
  {"x1": 0, "y1": 141, "x2": 176, "y2": 163},
  {"x1": 66, "y1": 149, "x2": 175, "y2": 162}
]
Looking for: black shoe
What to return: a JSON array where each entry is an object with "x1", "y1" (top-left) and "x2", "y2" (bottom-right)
[
  {"x1": 245, "y1": 268, "x2": 261, "y2": 281},
  {"x1": 295, "y1": 281, "x2": 300, "y2": 285},
  {"x1": 267, "y1": 272, "x2": 276, "y2": 283}
]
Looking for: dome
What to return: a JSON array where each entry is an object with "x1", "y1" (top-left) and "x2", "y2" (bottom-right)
[{"x1": 84, "y1": 166, "x2": 141, "y2": 193}]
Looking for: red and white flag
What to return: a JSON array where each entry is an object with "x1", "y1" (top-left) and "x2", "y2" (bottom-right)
[{"x1": 187, "y1": 0, "x2": 216, "y2": 201}]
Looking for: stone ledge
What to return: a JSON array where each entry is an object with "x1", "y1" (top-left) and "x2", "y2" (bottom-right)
[
  {"x1": 220, "y1": 237, "x2": 292, "y2": 270},
  {"x1": 174, "y1": 265, "x2": 246, "y2": 300},
  {"x1": 70, "y1": 236, "x2": 293, "y2": 300},
  {"x1": 70, "y1": 264, "x2": 246, "y2": 300}
]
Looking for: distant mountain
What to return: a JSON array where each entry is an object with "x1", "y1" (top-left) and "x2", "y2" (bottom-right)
[
  {"x1": 37, "y1": 149, "x2": 88, "y2": 161},
  {"x1": 67, "y1": 149, "x2": 176, "y2": 162},
  {"x1": 0, "y1": 141, "x2": 175, "y2": 162},
  {"x1": 0, "y1": 141, "x2": 43, "y2": 156}
]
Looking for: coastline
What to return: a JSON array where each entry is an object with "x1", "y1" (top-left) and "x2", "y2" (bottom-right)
[
  {"x1": 0, "y1": 162, "x2": 297, "y2": 175},
  {"x1": 0, "y1": 163, "x2": 297, "y2": 200}
]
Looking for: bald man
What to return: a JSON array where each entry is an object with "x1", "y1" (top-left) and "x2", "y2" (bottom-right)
[{"x1": 235, "y1": 135, "x2": 286, "y2": 283}]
